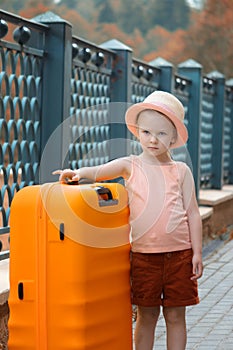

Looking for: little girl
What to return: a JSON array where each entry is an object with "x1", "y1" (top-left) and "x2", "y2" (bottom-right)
[{"x1": 54, "y1": 91, "x2": 203, "y2": 350}]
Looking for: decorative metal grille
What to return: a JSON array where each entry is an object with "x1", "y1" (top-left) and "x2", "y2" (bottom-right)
[
  {"x1": 172, "y1": 74, "x2": 191, "y2": 164},
  {"x1": 223, "y1": 87, "x2": 233, "y2": 183},
  {"x1": 69, "y1": 38, "x2": 114, "y2": 169},
  {"x1": 0, "y1": 11, "x2": 46, "y2": 258},
  {"x1": 200, "y1": 77, "x2": 215, "y2": 188},
  {"x1": 128, "y1": 60, "x2": 160, "y2": 155}
]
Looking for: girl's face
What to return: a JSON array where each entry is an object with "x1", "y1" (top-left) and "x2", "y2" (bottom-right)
[{"x1": 137, "y1": 110, "x2": 177, "y2": 161}]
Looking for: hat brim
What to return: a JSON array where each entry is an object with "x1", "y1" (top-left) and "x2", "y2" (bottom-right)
[{"x1": 125, "y1": 102, "x2": 188, "y2": 149}]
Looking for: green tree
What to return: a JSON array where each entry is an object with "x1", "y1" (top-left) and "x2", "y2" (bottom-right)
[
  {"x1": 147, "y1": 0, "x2": 191, "y2": 31},
  {"x1": 58, "y1": 0, "x2": 77, "y2": 9},
  {"x1": 26, "y1": 0, "x2": 54, "y2": 6},
  {"x1": 0, "y1": 0, "x2": 25, "y2": 11},
  {"x1": 117, "y1": 0, "x2": 147, "y2": 34},
  {"x1": 98, "y1": 1, "x2": 116, "y2": 23}
]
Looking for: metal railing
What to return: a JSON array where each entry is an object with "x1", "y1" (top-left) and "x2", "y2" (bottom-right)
[
  {"x1": 0, "y1": 10, "x2": 48, "y2": 259},
  {"x1": 0, "y1": 9, "x2": 232, "y2": 259}
]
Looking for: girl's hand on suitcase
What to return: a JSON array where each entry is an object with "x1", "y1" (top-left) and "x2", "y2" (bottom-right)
[{"x1": 52, "y1": 169, "x2": 79, "y2": 183}]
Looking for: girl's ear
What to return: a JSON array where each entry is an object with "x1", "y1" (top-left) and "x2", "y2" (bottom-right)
[
  {"x1": 170, "y1": 128, "x2": 177, "y2": 145},
  {"x1": 170, "y1": 137, "x2": 176, "y2": 145}
]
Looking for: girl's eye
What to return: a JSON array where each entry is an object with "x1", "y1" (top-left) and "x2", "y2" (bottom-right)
[
  {"x1": 142, "y1": 130, "x2": 150, "y2": 135},
  {"x1": 158, "y1": 131, "x2": 166, "y2": 136}
]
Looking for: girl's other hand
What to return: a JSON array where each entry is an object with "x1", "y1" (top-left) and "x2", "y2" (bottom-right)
[{"x1": 191, "y1": 253, "x2": 203, "y2": 280}]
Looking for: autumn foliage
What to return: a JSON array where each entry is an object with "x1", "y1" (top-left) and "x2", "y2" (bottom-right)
[
  {"x1": 1, "y1": 0, "x2": 233, "y2": 78},
  {"x1": 184, "y1": 0, "x2": 233, "y2": 77}
]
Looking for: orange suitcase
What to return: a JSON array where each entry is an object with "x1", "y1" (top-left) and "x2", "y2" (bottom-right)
[{"x1": 8, "y1": 182, "x2": 132, "y2": 350}]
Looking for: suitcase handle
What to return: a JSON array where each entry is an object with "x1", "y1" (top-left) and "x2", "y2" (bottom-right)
[
  {"x1": 66, "y1": 179, "x2": 118, "y2": 206},
  {"x1": 95, "y1": 186, "x2": 118, "y2": 206},
  {"x1": 95, "y1": 186, "x2": 113, "y2": 200},
  {"x1": 66, "y1": 178, "x2": 94, "y2": 185}
]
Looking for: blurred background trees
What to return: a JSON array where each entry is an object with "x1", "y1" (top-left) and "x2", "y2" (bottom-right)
[{"x1": 0, "y1": 0, "x2": 232, "y2": 77}]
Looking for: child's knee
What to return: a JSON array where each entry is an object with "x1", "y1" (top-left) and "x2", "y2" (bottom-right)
[
  {"x1": 163, "y1": 306, "x2": 186, "y2": 324},
  {"x1": 137, "y1": 306, "x2": 160, "y2": 324}
]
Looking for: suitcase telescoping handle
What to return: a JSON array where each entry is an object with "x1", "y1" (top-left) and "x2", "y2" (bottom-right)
[
  {"x1": 95, "y1": 186, "x2": 118, "y2": 206},
  {"x1": 66, "y1": 178, "x2": 94, "y2": 185},
  {"x1": 66, "y1": 178, "x2": 118, "y2": 206}
]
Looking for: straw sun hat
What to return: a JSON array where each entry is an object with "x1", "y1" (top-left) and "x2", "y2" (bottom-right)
[{"x1": 125, "y1": 90, "x2": 188, "y2": 148}]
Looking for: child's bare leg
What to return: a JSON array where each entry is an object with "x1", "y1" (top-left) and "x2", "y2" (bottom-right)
[
  {"x1": 134, "y1": 306, "x2": 160, "y2": 350},
  {"x1": 163, "y1": 306, "x2": 186, "y2": 350}
]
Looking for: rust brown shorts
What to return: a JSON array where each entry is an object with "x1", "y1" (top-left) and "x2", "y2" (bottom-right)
[{"x1": 131, "y1": 248, "x2": 199, "y2": 307}]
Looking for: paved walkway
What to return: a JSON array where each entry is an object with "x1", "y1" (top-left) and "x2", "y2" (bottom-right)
[
  {"x1": 133, "y1": 237, "x2": 233, "y2": 349},
  {"x1": 1, "y1": 227, "x2": 233, "y2": 349}
]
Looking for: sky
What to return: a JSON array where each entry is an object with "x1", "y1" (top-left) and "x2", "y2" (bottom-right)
[{"x1": 186, "y1": 0, "x2": 204, "y2": 9}]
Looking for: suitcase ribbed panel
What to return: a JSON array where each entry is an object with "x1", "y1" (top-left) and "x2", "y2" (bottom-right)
[
  {"x1": 8, "y1": 183, "x2": 132, "y2": 349},
  {"x1": 8, "y1": 185, "x2": 41, "y2": 349}
]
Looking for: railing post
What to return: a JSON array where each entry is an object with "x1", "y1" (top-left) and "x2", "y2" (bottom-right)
[
  {"x1": 33, "y1": 12, "x2": 72, "y2": 182},
  {"x1": 207, "y1": 71, "x2": 225, "y2": 189},
  {"x1": 150, "y1": 57, "x2": 173, "y2": 92},
  {"x1": 226, "y1": 80, "x2": 233, "y2": 184},
  {"x1": 178, "y1": 59, "x2": 202, "y2": 197},
  {"x1": 101, "y1": 39, "x2": 132, "y2": 160}
]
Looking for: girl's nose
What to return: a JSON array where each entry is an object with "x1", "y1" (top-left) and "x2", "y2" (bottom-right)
[{"x1": 150, "y1": 134, "x2": 158, "y2": 143}]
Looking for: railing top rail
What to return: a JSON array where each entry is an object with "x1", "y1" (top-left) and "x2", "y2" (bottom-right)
[
  {"x1": 174, "y1": 72, "x2": 192, "y2": 85},
  {"x1": 0, "y1": 39, "x2": 45, "y2": 57},
  {"x1": 131, "y1": 57, "x2": 161, "y2": 84},
  {"x1": 0, "y1": 9, "x2": 49, "y2": 33},
  {"x1": 202, "y1": 75, "x2": 216, "y2": 95},
  {"x1": 174, "y1": 73, "x2": 192, "y2": 96},
  {"x1": 132, "y1": 56, "x2": 161, "y2": 72},
  {"x1": 72, "y1": 35, "x2": 116, "y2": 57},
  {"x1": 225, "y1": 82, "x2": 233, "y2": 100}
]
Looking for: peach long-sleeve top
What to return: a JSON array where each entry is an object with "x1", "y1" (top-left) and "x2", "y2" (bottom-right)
[{"x1": 125, "y1": 156, "x2": 192, "y2": 253}]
